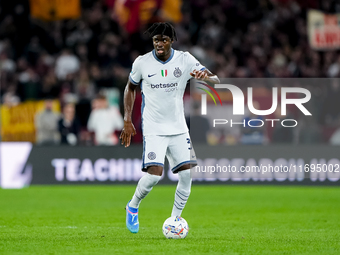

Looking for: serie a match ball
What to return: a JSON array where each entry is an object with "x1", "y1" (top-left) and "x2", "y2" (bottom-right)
[{"x1": 162, "y1": 216, "x2": 189, "y2": 239}]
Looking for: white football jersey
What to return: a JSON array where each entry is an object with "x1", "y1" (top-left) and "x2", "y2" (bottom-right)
[{"x1": 129, "y1": 49, "x2": 205, "y2": 136}]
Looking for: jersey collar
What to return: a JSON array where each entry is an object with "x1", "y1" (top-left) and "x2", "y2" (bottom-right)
[{"x1": 152, "y1": 48, "x2": 174, "y2": 64}]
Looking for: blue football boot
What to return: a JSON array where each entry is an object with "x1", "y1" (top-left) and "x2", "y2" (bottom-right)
[{"x1": 126, "y1": 200, "x2": 139, "y2": 233}]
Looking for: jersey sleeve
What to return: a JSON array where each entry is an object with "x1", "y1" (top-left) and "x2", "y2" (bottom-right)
[
  {"x1": 129, "y1": 56, "x2": 142, "y2": 85},
  {"x1": 186, "y1": 52, "x2": 206, "y2": 75}
]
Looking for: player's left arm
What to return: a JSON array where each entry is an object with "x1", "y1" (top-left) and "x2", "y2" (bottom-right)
[{"x1": 190, "y1": 69, "x2": 220, "y2": 86}]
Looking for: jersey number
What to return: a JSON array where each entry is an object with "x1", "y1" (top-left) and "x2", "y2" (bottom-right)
[{"x1": 186, "y1": 138, "x2": 192, "y2": 150}]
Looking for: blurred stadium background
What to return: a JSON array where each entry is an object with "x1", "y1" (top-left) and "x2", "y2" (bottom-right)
[
  {"x1": 2, "y1": 0, "x2": 340, "y2": 145},
  {"x1": 1, "y1": 1, "x2": 340, "y2": 254},
  {"x1": 1, "y1": 0, "x2": 340, "y2": 187}
]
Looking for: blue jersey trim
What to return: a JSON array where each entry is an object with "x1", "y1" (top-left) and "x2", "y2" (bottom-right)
[
  {"x1": 172, "y1": 160, "x2": 198, "y2": 172},
  {"x1": 141, "y1": 81, "x2": 145, "y2": 169},
  {"x1": 152, "y1": 48, "x2": 174, "y2": 64},
  {"x1": 142, "y1": 136, "x2": 146, "y2": 168},
  {"x1": 200, "y1": 67, "x2": 206, "y2": 71},
  {"x1": 141, "y1": 83, "x2": 145, "y2": 133},
  {"x1": 129, "y1": 74, "x2": 140, "y2": 85}
]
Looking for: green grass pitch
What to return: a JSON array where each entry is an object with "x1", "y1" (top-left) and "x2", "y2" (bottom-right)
[{"x1": 0, "y1": 185, "x2": 339, "y2": 254}]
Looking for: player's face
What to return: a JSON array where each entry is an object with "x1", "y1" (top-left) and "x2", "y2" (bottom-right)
[{"x1": 153, "y1": 35, "x2": 173, "y2": 59}]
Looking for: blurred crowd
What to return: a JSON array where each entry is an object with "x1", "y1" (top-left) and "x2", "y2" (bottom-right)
[
  {"x1": 35, "y1": 95, "x2": 123, "y2": 145},
  {"x1": 1, "y1": 0, "x2": 340, "y2": 145}
]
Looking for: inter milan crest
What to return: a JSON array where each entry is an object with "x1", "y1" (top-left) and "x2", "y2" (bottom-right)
[
  {"x1": 148, "y1": 152, "x2": 156, "y2": 160},
  {"x1": 173, "y1": 67, "x2": 182, "y2": 78}
]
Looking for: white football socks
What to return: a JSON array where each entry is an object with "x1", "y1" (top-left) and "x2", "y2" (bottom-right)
[
  {"x1": 171, "y1": 169, "x2": 192, "y2": 217},
  {"x1": 129, "y1": 173, "x2": 161, "y2": 208}
]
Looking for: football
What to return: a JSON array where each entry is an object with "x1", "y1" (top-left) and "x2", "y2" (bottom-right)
[{"x1": 162, "y1": 216, "x2": 189, "y2": 239}]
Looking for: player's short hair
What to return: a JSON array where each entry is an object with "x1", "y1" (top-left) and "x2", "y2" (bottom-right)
[{"x1": 144, "y1": 22, "x2": 177, "y2": 41}]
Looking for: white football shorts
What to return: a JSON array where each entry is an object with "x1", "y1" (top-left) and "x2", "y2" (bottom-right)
[{"x1": 142, "y1": 132, "x2": 197, "y2": 173}]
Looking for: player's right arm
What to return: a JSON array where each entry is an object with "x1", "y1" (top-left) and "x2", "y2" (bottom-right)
[
  {"x1": 120, "y1": 81, "x2": 137, "y2": 147},
  {"x1": 120, "y1": 56, "x2": 142, "y2": 147}
]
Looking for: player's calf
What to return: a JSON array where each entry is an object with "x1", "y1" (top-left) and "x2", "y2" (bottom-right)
[{"x1": 171, "y1": 169, "x2": 192, "y2": 217}]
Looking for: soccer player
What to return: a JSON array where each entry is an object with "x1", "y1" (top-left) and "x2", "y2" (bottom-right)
[{"x1": 120, "y1": 22, "x2": 220, "y2": 233}]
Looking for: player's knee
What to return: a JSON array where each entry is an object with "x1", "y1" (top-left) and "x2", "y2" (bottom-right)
[
  {"x1": 145, "y1": 172, "x2": 162, "y2": 186},
  {"x1": 178, "y1": 169, "x2": 191, "y2": 194},
  {"x1": 147, "y1": 166, "x2": 163, "y2": 176},
  {"x1": 178, "y1": 169, "x2": 191, "y2": 182}
]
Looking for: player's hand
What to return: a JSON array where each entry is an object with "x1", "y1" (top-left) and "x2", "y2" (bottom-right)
[
  {"x1": 120, "y1": 121, "x2": 136, "y2": 148},
  {"x1": 190, "y1": 69, "x2": 208, "y2": 80}
]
